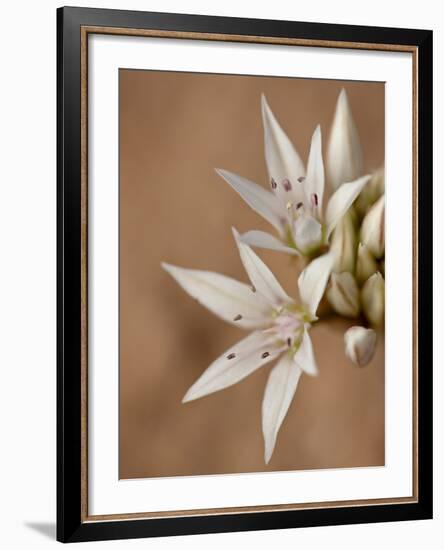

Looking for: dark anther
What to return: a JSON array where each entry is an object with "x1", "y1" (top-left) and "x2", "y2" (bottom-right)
[{"x1": 282, "y1": 178, "x2": 292, "y2": 191}]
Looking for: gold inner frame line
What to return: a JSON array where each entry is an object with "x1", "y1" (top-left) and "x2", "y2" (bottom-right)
[{"x1": 80, "y1": 25, "x2": 419, "y2": 523}]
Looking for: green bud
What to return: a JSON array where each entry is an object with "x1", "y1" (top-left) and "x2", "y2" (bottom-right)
[
  {"x1": 327, "y1": 272, "x2": 360, "y2": 318},
  {"x1": 361, "y1": 272, "x2": 385, "y2": 326},
  {"x1": 360, "y1": 194, "x2": 385, "y2": 259},
  {"x1": 355, "y1": 167, "x2": 384, "y2": 216},
  {"x1": 356, "y1": 242, "x2": 378, "y2": 285},
  {"x1": 330, "y1": 211, "x2": 356, "y2": 273}
]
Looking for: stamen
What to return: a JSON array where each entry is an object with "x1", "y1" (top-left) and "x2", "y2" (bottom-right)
[
  {"x1": 233, "y1": 314, "x2": 242, "y2": 321},
  {"x1": 270, "y1": 178, "x2": 277, "y2": 190},
  {"x1": 261, "y1": 352, "x2": 270, "y2": 359},
  {"x1": 296, "y1": 202, "x2": 304, "y2": 210},
  {"x1": 251, "y1": 285, "x2": 256, "y2": 293},
  {"x1": 311, "y1": 193, "x2": 319, "y2": 207},
  {"x1": 282, "y1": 178, "x2": 292, "y2": 192},
  {"x1": 286, "y1": 201, "x2": 293, "y2": 211},
  {"x1": 227, "y1": 353, "x2": 236, "y2": 360},
  {"x1": 287, "y1": 337, "x2": 292, "y2": 347},
  {"x1": 297, "y1": 176, "x2": 306, "y2": 183}
]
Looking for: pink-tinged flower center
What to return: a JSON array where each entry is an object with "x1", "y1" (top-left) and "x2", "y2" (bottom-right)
[{"x1": 269, "y1": 312, "x2": 303, "y2": 348}]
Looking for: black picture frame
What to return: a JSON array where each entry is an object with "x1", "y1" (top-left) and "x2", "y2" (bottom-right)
[{"x1": 57, "y1": 6, "x2": 433, "y2": 543}]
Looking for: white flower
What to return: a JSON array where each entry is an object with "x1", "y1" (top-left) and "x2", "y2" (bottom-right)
[
  {"x1": 326, "y1": 88, "x2": 364, "y2": 191},
  {"x1": 344, "y1": 326, "x2": 377, "y2": 367},
  {"x1": 217, "y1": 95, "x2": 370, "y2": 256},
  {"x1": 162, "y1": 229, "x2": 334, "y2": 463}
]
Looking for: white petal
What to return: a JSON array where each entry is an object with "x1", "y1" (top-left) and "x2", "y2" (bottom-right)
[
  {"x1": 240, "y1": 230, "x2": 300, "y2": 256},
  {"x1": 293, "y1": 215, "x2": 323, "y2": 254},
  {"x1": 162, "y1": 263, "x2": 269, "y2": 328},
  {"x1": 294, "y1": 329, "x2": 318, "y2": 376},
  {"x1": 261, "y1": 95, "x2": 305, "y2": 204},
  {"x1": 183, "y1": 331, "x2": 279, "y2": 402},
  {"x1": 325, "y1": 175, "x2": 371, "y2": 239},
  {"x1": 216, "y1": 169, "x2": 284, "y2": 234},
  {"x1": 262, "y1": 353, "x2": 302, "y2": 463},
  {"x1": 233, "y1": 228, "x2": 292, "y2": 308},
  {"x1": 298, "y1": 251, "x2": 335, "y2": 318},
  {"x1": 327, "y1": 88, "x2": 364, "y2": 190},
  {"x1": 304, "y1": 125, "x2": 325, "y2": 214}
]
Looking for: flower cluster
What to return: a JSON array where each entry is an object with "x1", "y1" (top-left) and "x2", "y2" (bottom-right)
[{"x1": 162, "y1": 89, "x2": 384, "y2": 463}]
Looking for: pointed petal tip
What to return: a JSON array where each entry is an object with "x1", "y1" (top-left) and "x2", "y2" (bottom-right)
[
  {"x1": 181, "y1": 388, "x2": 191, "y2": 403},
  {"x1": 231, "y1": 226, "x2": 240, "y2": 240},
  {"x1": 264, "y1": 441, "x2": 275, "y2": 464},
  {"x1": 161, "y1": 261, "x2": 174, "y2": 273},
  {"x1": 338, "y1": 87, "x2": 348, "y2": 102},
  {"x1": 310, "y1": 123, "x2": 322, "y2": 146},
  {"x1": 182, "y1": 386, "x2": 200, "y2": 403}
]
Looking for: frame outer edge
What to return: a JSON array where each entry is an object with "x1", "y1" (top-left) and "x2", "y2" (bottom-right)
[{"x1": 56, "y1": 6, "x2": 433, "y2": 542}]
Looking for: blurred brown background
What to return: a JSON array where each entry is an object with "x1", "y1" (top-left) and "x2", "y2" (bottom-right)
[{"x1": 119, "y1": 70, "x2": 385, "y2": 479}]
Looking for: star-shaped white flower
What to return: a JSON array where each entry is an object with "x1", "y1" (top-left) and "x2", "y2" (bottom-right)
[
  {"x1": 217, "y1": 95, "x2": 370, "y2": 256},
  {"x1": 162, "y1": 229, "x2": 334, "y2": 463}
]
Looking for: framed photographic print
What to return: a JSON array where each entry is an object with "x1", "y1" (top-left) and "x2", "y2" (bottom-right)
[{"x1": 57, "y1": 6, "x2": 433, "y2": 543}]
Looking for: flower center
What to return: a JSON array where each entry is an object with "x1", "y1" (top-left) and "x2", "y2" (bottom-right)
[{"x1": 268, "y1": 311, "x2": 304, "y2": 350}]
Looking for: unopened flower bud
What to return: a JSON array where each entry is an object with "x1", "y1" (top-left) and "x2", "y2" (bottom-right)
[
  {"x1": 327, "y1": 89, "x2": 363, "y2": 190},
  {"x1": 327, "y1": 272, "x2": 360, "y2": 318},
  {"x1": 360, "y1": 194, "x2": 385, "y2": 259},
  {"x1": 361, "y1": 272, "x2": 385, "y2": 326},
  {"x1": 355, "y1": 167, "x2": 384, "y2": 216},
  {"x1": 344, "y1": 326, "x2": 377, "y2": 367},
  {"x1": 356, "y1": 242, "x2": 378, "y2": 285},
  {"x1": 330, "y1": 211, "x2": 356, "y2": 273}
]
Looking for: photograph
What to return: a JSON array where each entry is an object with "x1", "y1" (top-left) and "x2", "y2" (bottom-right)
[
  {"x1": 54, "y1": 6, "x2": 432, "y2": 543},
  {"x1": 0, "y1": 0, "x2": 437, "y2": 547},
  {"x1": 118, "y1": 71, "x2": 386, "y2": 479}
]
